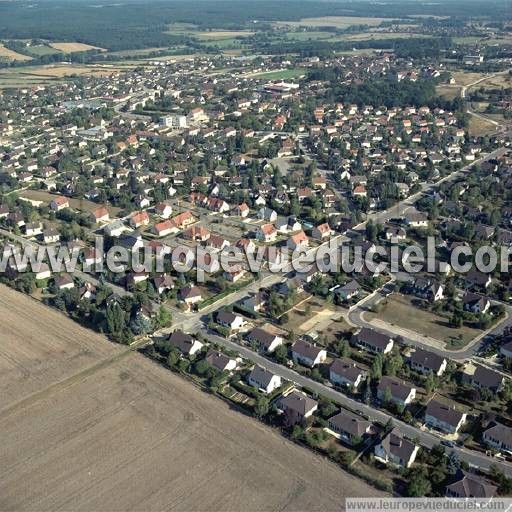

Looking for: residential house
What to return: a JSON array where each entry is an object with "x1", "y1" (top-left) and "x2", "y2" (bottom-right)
[
  {"x1": 90, "y1": 206, "x2": 110, "y2": 224},
  {"x1": 287, "y1": 230, "x2": 309, "y2": 251},
  {"x1": 205, "y1": 349, "x2": 237, "y2": 373},
  {"x1": 412, "y1": 278, "x2": 444, "y2": 302},
  {"x1": 326, "y1": 410, "x2": 372, "y2": 445},
  {"x1": 334, "y1": 280, "x2": 361, "y2": 301},
  {"x1": 377, "y1": 376, "x2": 416, "y2": 407},
  {"x1": 257, "y1": 223, "x2": 278, "y2": 243},
  {"x1": 329, "y1": 358, "x2": 366, "y2": 390},
  {"x1": 247, "y1": 327, "x2": 283, "y2": 353},
  {"x1": 351, "y1": 328, "x2": 394, "y2": 354},
  {"x1": 240, "y1": 292, "x2": 266, "y2": 313},
  {"x1": 312, "y1": 222, "x2": 332, "y2": 240},
  {"x1": 445, "y1": 471, "x2": 497, "y2": 499},
  {"x1": 482, "y1": 422, "x2": 512, "y2": 454},
  {"x1": 216, "y1": 310, "x2": 245, "y2": 332},
  {"x1": 154, "y1": 202, "x2": 173, "y2": 219},
  {"x1": 462, "y1": 292, "x2": 490, "y2": 314},
  {"x1": 153, "y1": 274, "x2": 174, "y2": 295},
  {"x1": 50, "y1": 196, "x2": 69, "y2": 211},
  {"x1": 130, "y1": 211, "x2": 150, "y2": 229},
  {"x1": 179, "y1": 285, "x2": 203, "y2": 308},
  {"x1": 54, "y1": 273, "x2": 74, "y2": 290},
  {"x1": 276, "y1": 390, "x2": 318, "y2": 426},
  {"x1": 470, "y1": 365, "x2": 505, "y2": 392},
  {"x1": 291, "y1": 339, "x2": 327, "y2": 367},
  {"x1": 247, "y1": 365, "x2": 282, "y2": 394},
  {"x1": 425, "y1": 400, "x2": 467, "y2": 434},
  {"x1": 408, "y1": 348, "x2": 447, "y2": 377},
  {"x1": 374, "y1": 428, "x2": 419, "y2": 468},
  {"x1": 168, "y1": 330, "x2": 204, "y2": 356}
]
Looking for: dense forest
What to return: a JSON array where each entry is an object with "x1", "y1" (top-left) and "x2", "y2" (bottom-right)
[{"x1": 0, "y1": 0, "x2": 509, "y2": 51}]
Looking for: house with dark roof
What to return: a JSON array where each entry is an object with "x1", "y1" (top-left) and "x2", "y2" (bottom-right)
[
  {"x1": 377, "y1": 376, "x2": 416, "y2": 407},
  {"x1": 216, "y1": 310, "x2": 245, "y2": 332},
  {"x1": 326, "y1": 409, "x2": 372, "y2": 445},
  {"x1": 425, "y1": 400, "x2": 467, "y2": 434},
  {"x1": 483, "y1": 422, "x2": 512, "y2": 454},
  {"x1": 276, "y1": 390, "x2": 318, "y2": 426},
  {"x1": 291, "y1": 339, "x2": 327, "y2": 367},
  {"x1": 462, "y1": 292, "x2": 490, "y2": 314},
  {"x1": 374, "y1": 428, "x2": 419, "y2": 468},
  {"x1": 247, "y1": 327, "x2": 283, "y2": 353},
  {"x1": 247, "y1": 365, "x2": 282, "y2": 394},
  {"x1": 351, "y1": 328, "x2": 394, "y2": 354},
  {"x1": 445, "y1": 471, "x2": 497, "y2": 499},
  {"x1": 408, "y1": 348, "x2": 447, "y2": 377},
  {"x1": 470, "y1": 365, "x2": 505, "y2": 392},
  {"x1": 329, "y1": 358, "x2": 366, "y2": 390},
  {"x1": 168, "y1": 330, "x2": 204, "y2": 356},
  {"x1": 500, "y1": 339, "x2": 512, "y2": 359},
  {"x1": 334, "y1": 280, "x2": 361, "y2": 301},
  {"x1": 205, "y1": 349, "x2": 237, "y2": 373}
]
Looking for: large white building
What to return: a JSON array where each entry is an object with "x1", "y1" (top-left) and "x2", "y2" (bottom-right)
[{"x1": 160, "y1": 115, "x2": 188, "y2": 129}]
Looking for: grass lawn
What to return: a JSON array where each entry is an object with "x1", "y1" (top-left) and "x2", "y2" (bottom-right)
[
  {"x1": 366, "y1": 293, "x2": 482, "y2": 347},
  {"x1": 252, "y1": 68, "x2": 306, "y2": 80}
]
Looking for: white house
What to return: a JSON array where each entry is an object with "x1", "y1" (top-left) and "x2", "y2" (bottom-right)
[{"x1": 247, "y1": 365, "x2": 282, "y2": 394}]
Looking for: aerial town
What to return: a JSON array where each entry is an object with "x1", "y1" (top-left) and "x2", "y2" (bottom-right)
[{"x1": 1, "y1": 0, "x2": 512, "y2": 509}]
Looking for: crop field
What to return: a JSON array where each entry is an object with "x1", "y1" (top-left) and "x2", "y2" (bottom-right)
[
  {"x1": 0, "y1": 285, "x2": 384, "y2": 510},
  {"x1": 0, "y1": 63, "x2": 129, "y2": 88},
  {"x1": 251, "y1": 68, "x2": 307, "y2": 80},
  {"x1": 25, "y1": 44, "x2": 62, "y2": 57},
  {"x1": 49, "y1": 42, "x2": 105, "y2": 53},
  {"x1": 275, "y1": 16, "x2": 392, "y2": 29},
  {"x1": 0, "y1": 43, "x2": 32, "y2": 61}
]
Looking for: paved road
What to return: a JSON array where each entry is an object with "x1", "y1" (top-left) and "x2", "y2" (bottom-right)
[{"x1": 184, "y1": 328, "x2": 512, "y2": 477}]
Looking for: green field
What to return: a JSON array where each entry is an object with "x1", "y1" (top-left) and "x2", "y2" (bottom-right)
[
  {"x1": 25, "y1": 45, "x2": 62, "y2": 57},
  {"x1": 252, "y1": 68, "x2": 307, "y2": 80}
]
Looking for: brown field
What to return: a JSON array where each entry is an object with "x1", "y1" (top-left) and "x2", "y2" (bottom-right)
[
  {"x1": 367, "y1": 293, "x2": 482, "y2": 347},
  {"x1": 450, "y1": 71, "x2": 485, "y2": 87},
  {"x1": 20, "y1": 189, "x2": 121, "y2": 216},
  {"x1": 0, "y1": 44, "x2": 32, "y2": 61},
  {"x1": 196, "y1": 30, "x2": 255, "y2": 40},
  {"x1": 468, "y1": 115, "x2": 500, "y2": 136},
  {"x1": 49, "y1": 42, "x2": 105, "y2": 53},
  {"x1": 275, "y1": 16, "x2": 391, "y2": 28},
  {"x1": 0, "y1": 64, "x2": 130, "y2": 89},
  {"x1": 436, "y1": 84, "x2": 461, "y2": 100},
  {"x1": 0, "y1": 285, "x2": 383, "y2": 511}
]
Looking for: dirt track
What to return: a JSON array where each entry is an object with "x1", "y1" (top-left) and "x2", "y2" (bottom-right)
[{"x1": 0, "y1": 285, "x2": 384, "y2": 511}]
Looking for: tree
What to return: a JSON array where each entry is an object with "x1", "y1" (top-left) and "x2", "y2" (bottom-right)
[
  {"x1": 383, "y1": 386, "x2": 393, "y2": 405},
  {"x1": 406, "y1": 468, "x2": 432, "y2": 497},
  {"x1": 383, "y1": 351, "x2": 403, "y2": 377},
  {"x1": 156, "y1": 306, "x2": 172, "y2": 328},
  {"x1": 274, "y1": 344, "x2": 288, "y2": 364},
  {"x1": 105, "y1": 302, "x2": 126, "y2": 335},
  {"x1": 167, "y1": 348, "x2": 180, "y2": 368},
  {"x1": 371, "y1": 354, "x2": 383, "y2": 380},
  {"x1": 254, "y1": 396, "x2": 270, "y2": 419},
  {"x1": 447, "y1": 451, "x2": 461, "y2": 475},
  {"x1": 425, "y1": 371, "x2": 436, "y2": 393}
]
